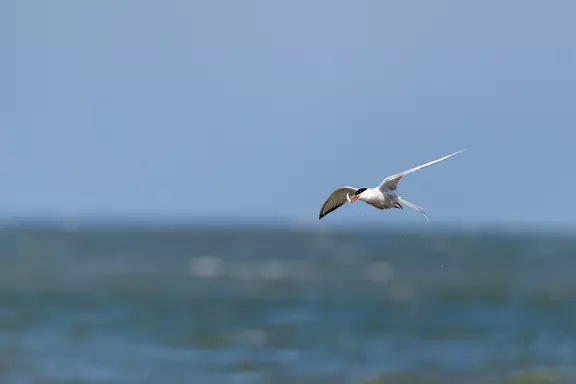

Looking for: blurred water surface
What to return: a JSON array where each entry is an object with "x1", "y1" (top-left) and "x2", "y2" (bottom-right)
[{"x1": 0, "y1": 225, "x2": 575, "y2": 383}]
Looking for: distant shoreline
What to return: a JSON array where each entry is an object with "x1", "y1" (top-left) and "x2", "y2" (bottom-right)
[{"x1": 0, "y1": 216, "x2": 574, "y2": 237}]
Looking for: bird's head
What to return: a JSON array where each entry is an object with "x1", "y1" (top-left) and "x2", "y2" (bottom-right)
[{"x1": 350, "y1": 188, "x2": 367, "y2": 202}]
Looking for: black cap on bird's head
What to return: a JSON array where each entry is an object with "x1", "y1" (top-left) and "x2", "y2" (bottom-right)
[{"x1": 351, "y1": 188, "x2": 367, "y2": 202}]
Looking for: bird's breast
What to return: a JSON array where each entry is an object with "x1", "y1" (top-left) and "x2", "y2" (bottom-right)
[{"x1": 362, "y1": 191, "x2": 396, "y2": 209}]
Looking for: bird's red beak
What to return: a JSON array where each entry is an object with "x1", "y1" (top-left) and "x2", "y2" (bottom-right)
[
  {"x1": 351, "y1": 195, "x2": 359, "y2": 202},
  {"x1": 394, "y1": 202, "x2": 403, "y2": 209}
]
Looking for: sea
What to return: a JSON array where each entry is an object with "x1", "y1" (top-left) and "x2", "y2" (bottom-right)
[{"x1": 0, "y1": 222, "x2": 575, "y2": 384}]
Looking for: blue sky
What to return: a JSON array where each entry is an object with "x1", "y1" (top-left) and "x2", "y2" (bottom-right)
[{"x1": 0, "y1": 1, "x2": 574, "y2": 227}]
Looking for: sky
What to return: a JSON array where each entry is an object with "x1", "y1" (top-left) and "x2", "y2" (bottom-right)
[{"x1": 0, "y1": 1, "x2": 575, "y2": 228}]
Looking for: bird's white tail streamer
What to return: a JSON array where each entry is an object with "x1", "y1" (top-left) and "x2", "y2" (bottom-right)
[{"x1": 398, "y1": 197, "x2": 429, "y2": 222}]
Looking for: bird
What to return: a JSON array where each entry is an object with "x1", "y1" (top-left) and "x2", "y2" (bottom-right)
[{"x1": 318, "y1": 150, "x2": 464, "y2": 221}]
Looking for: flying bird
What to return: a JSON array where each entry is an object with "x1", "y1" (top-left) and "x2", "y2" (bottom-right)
[{"x1": 318, "y1": 150, "x2": 464, "y2": 221}]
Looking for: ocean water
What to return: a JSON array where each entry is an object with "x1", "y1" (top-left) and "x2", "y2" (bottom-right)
[{"x1": 0, "y1": 225, "x2": 575, "y2": 383}]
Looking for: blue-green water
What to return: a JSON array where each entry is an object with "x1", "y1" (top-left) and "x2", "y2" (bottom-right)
[{"x1": 0, "y1": 225, "x2": 575, "y2": 383}]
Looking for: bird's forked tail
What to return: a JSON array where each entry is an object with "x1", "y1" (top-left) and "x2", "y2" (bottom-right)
[{"x1": 397, "y1": 197, "x2": 429, "y2": 222}]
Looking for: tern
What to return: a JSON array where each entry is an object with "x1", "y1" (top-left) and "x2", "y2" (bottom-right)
[{"x1": 318, "y1": 150, "x2": 464, "y2": 221}]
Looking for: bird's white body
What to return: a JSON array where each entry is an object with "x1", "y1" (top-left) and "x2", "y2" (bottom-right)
[
  {"x1": 352, "y1": 188, "x2": 398, "y2": 210},
  {"x1": 319, "y1": 150, "x2": 464, "y2": 221}
]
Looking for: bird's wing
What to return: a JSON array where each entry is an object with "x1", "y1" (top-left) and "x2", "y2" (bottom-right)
[
  {"x1": 319, "y1": 186, "x2": 358, "y2": 220},
  {"x1": 378, "y1": 150, "x2": 464, "y2": 192}
]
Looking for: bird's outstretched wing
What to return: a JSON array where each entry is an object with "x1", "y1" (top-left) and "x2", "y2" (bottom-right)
[
  {"x1": 319, "y1": 186, "x2": 358, "y2": 219},
  {"x1": 378, "y1": 150, "x2": 464, "y2": 192}
]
